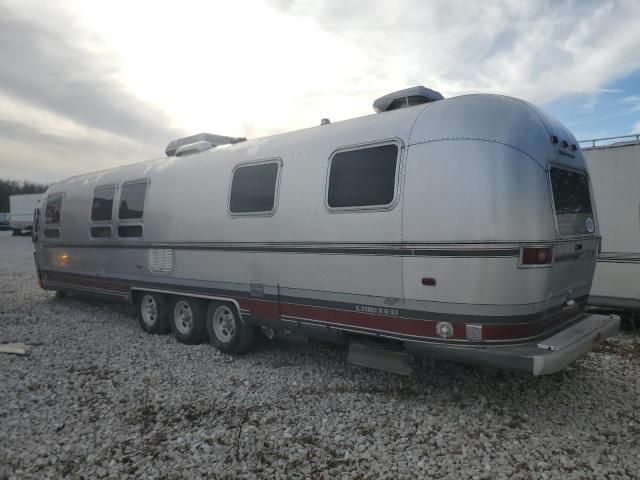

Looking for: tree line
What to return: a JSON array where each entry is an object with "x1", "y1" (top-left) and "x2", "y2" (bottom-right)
[{"x1": 0, "y1": 179, "x2": 49, "y2": 212}]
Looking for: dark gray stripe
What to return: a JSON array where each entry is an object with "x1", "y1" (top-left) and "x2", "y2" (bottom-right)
[
  {"x1": 555, "y1": 250, "x2": 595, "y2": 263},
  {"x1": 597, "y1": 259, "x2": 640, "y2": 264},
  {"x1": 598, "y1": 252, "x2": 640, "y2": 264},
  {"x1": 42, "y1": 241, "x2": 520, "y2": 258}
]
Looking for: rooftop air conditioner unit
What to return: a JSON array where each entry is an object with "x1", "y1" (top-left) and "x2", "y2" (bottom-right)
[
  {"x1": 373, "y1": 86, "x2": 444, "y2": 113},
  {"x1": 165, "y1": 133, "x2": 246, "y2": 157}
]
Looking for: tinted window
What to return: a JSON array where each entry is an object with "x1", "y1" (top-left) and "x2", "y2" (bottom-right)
[
  {"x1": 550, "y1": 168, "x2": 592, "y2": 214},
  {"x1": 45, "y1": 195, "x2": 63, "y2": 224},
  {"x1": 229, "y1": 162, "x2": 279, "y2": 214},
  {"x1": 550, "y1": 167, "x2": 594, "y2": 236},
  {"x1": 119, "y1": 181, "x2": 147, "y2": 220},
  {"x1": 328, "y1": 144, "x2": 398, "y2": 208},
  {"x1": 44, "y1": 228, "x2": 60, "y2": 238},
  {"x1": 118, "y1": 225, "x2": 143, "y2": 237},
  {"x1": 91, "y1": 186, "x2": 116, "y2": 221},
  {"x1": 91, "y1": 226, "x2": 112, "y2": 238}
]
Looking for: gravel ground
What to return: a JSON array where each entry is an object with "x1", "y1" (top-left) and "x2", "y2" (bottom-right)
[{"x1": 1, "y1": 231, "x2": 639, "y2": 479}]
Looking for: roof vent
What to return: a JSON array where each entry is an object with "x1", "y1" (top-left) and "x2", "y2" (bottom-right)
[
  {"x1": 165, "y1": 133, "x2": 246, "y2": 157},
  {"x1": 373, "y1": 86, "x2": 444, "y2": 113},
  {"x1": 175, "y1": 141, "x2": 215, "y2": 157}
]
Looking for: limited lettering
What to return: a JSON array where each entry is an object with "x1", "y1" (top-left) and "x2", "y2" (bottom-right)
[{"x1": 355, "y1": 305, "x2": 399, "y2": 316}]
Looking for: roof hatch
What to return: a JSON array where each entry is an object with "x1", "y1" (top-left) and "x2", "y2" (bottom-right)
[{"x1": 373, "y1": 86, "x2": 444, "y2": 113}]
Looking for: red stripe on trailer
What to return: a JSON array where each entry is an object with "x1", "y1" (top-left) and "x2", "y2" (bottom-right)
[{"x1": 43, "y1": 271, "x2": 584, "y2": 343}]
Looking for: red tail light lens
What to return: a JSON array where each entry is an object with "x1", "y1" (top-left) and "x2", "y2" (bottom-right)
[{"x1": 522, "y1": 247, "x2": 553, "y2": 265}]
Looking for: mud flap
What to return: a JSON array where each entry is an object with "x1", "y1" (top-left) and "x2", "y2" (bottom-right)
[{"x1": 347, "y1": 341, "x2": 413, "y2": 376}]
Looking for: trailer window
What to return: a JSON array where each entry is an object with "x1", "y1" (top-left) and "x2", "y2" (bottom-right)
[
  {"x1": 91, "y1": 226, "x2": 112, "y2": 238},
  {"x1": 44, "y1": 194, "x2": 63, "y2": 224},
  {"x1": 44, "y1": 228, "x2": 60, "y2": 239},
  {"x1": 91, "y1": 186, "x2": 116, "y2": 221},
  {"x1": 550, "y1": 167, "x2": 594, "y2": 236},
  {"x1": 119, "y1": 181, "x2": 147, "y2": 220},
  {"x1": 118, "y1": 225, "x2": 143, "y2": 238},
  {"x1": 229, "y1": 162, "x2": 280, "y2": 214},
  {"x1": 328, "y1": 144, "x2": 398, "y2": 209}
]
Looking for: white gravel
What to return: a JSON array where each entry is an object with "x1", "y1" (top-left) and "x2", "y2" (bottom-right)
[{"x1": 1, "y1": 230, "x2": 639, "y2": 479}]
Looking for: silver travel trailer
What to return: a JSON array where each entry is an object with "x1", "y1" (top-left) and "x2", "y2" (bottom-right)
[
  {"x1": 33, "y1": 87, "x2": 619, "y2": 376},
  {"x1": 582, "y1": 136, "x2": 640, "y2": 311}
]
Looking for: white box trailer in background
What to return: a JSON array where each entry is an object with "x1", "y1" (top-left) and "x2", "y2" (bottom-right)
[
  {"x1": 583, "y1": 137, "x2": 640, "y2": 310},
  {"x1": 10, "y1": 194, "x2": 41, "y2": 236}
]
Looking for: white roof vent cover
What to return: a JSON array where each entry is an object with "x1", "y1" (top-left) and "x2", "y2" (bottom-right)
[
  {"x1": 165, "y1": 133, "x2": 246, "y2": 157},
  {"x1": 373, "y1": 86, "x2": 444, "y2": 113}
]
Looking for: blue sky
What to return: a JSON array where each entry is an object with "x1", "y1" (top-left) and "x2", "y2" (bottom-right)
[
  {"x1": 1, "y1": 0, "x2": 639, "y2": 182},
  {"x1": 547, "y1": 69, "x2": 640, "y2": 143}
]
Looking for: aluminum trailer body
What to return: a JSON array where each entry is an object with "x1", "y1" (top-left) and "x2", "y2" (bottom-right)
[
  {"x1": 32, "y1": 91, "x2": 619, "y2": 375},
  {"x1": 584, "y1": 140, "x2": 640, "y2": 310},
  {"x1": 10, "y1": 194, "x2": 40, "y2": 234}
]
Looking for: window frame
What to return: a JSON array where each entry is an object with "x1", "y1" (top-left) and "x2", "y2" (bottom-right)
[
  {"x1": 546, "y1": 162, "x2": 597, "y2": 239},
  {"x1": 116, "y1": 178, "x2": 149, "y2": 239},
  {"x1": 90, "y1": 225, "x2": 113, "y2": 239},
  {"x1": 227, "y1": 158, "x2": 283, "y2": 218},
  {"x1": 44, "y1": 227, "x2": 61, "y2": 239},
  {"x1": 44, "y1": 193, "x2": 65, "y2": 225},
  {"x1": 89, "y1": 184, "x2": 117, "y2": 239},
  {"x1": 324, "y1": 139, "x2": 403, "y2": 214},
  {"x1": 118, "y1": 179, "x2": 149, "y2": 222},
  {"x1": 90, "y1": 184, "x2": 117, "y2": 223},
  {"x1": 117, "y1": 224, "x2": 144, "y2": 238}
]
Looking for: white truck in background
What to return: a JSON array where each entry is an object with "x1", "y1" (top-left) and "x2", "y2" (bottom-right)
[
  {"x1": 10, "y1": 194, "x2": 41, "y2": 236},
  {"x1": 582, "y1": 136, "x2": 640, "y2": 311}
]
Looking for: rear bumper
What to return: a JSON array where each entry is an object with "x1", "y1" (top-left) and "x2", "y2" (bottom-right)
[{"x1": 405, "y1": 313, "x2": 620, "y2": 375}]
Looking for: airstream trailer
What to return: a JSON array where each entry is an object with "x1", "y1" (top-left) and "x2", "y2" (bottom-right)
[
  {"x1": 33, "y1": 87, "x2": 619, "y2": 376},
  {"x1": 582, "y1": 137, "x2": 640, "y2": 311}
]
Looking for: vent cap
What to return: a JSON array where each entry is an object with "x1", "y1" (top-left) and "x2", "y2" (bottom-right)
[{"x1": 373, "y1": 86, "x2": 444, "y2": 113}]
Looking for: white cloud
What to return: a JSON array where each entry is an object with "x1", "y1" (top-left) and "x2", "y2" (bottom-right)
[{"x1": 1, "y1": 0, "x2": 640, "y2": 181}]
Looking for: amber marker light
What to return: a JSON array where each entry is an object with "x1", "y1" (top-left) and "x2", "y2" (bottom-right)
[{"x1": 58, "y1": 254, "x2": 70, "y2": 266}]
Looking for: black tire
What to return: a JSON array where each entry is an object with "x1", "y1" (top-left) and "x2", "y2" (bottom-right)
[
  {"x1": 136, "y1": 292, "x2": 170, "y2": 334},
  {"x1": 55, "y1": 290, "x2": 68, "y2": 299},
  {"x1": 12, "y1": 229, "x2": 20, "y2": 236},
  {"x1": 206, "y1": 302, "x2": 255, "y2": 354},
  {"x1": 170, "y1": 296, "x2": 207, "y2": 344}
]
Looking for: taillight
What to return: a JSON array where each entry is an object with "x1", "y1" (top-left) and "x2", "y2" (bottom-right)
[{"x1": 522, "y1": 247, "x2": 553, "y2": 265}]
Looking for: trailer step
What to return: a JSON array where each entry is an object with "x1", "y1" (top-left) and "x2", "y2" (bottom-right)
[{"x1": 347, "y1": 341, "x2": 413, "y2": 376}]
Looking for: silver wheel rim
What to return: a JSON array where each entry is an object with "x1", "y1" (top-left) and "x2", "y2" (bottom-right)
[
  {"x1": 213, "y1": 306, "x2": 236, "y2": 343},
  {"x1": 141, "y1": 295, "x2": 157, "y2": 326},
  {"x1": 174, "y1": 301, "x2": 193, "y2": 335}
]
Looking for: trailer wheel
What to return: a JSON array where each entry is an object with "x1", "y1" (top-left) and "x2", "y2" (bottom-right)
[
  {"x1": 170, "y1": 297, "x2": 207, "y2": 344},
  {"x1": 206, "y1": 302, "x2": 255, "y2": 354},
  {"x1": 136, "y1": 292, "x2": 169, "y2": 334}
]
